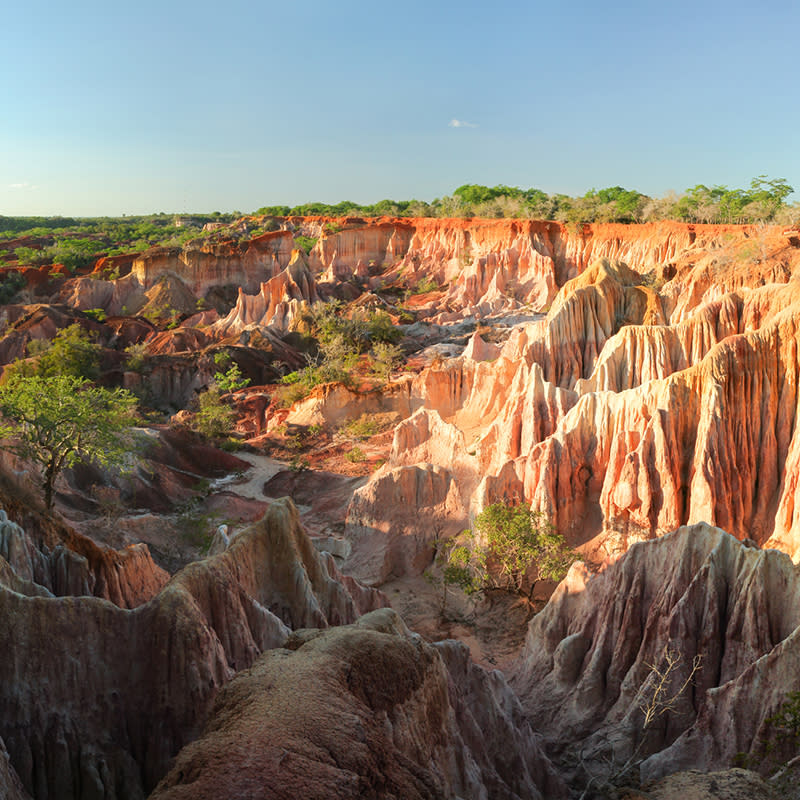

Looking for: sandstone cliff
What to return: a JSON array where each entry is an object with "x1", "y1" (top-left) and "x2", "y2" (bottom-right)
[
  {"x1": 347, "y1": 236, "x2": 800, "y2": 566},
  {"x1": 130, "y1": 232, "x2": 295, "y2": 296},
  {"x1": 0, "y1": 499, "x2": 386, "y2": 799},
  {"x1": 213, "y1": 251, "x2": 320, "y2": 336},
  {"x1": 513, "y1": 524, "x2": 800, "y2": 790}
]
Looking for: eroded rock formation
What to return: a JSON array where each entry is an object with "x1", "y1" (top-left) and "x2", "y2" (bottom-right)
[
  {"x1": 151, "y1": 608, "x2": 567, "y2": 800},
  {"x1": 0, "y1": 512, "x2": 168, "y2": 607},
  {"x1": 349, "y1": 232, "x2": 800, "y2": 564},
  {"x1": 512, "y1": 524, "x2": 800, "y2": 790},
  {"x1": 0, "y1": 499, "x2": 386, "y2": 799},
  {"x1": 213, "y1": 252, "x2": 320, "y2": 336}
]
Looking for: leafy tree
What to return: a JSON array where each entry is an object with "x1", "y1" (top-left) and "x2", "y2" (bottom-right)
[
  {"x1": 214, "y1": 363, "x2": 251, "y2": 393},
  {"x1": 37, "y1": 323, "x2": 101, "y2": 380},
  {"x1": 472, "y1": 501, "x2": 576, "y2": 597},
  {"x1": 194, "y1": 387, "x2": 235, "y2": 438},
  {"x1": 744, "y1": 175, "x2": 794, "y2": 221},
  {"x1": 371, "y1": 341, "x2": 403, "y2": 382},
  {"x1": 255, "y1": 205, "x2": 290, "y2": 216},
  {"x1": 586, "y1": 186, "x2": 646, "y2": 223},
  {"x1": 5, "y1": 324, "x2": 102, "y2": 384},
  {"x1": 425, "y1": 530, "x2": 484, "y2": 615},
  {"x1": 0, "y1": 374, "x2": 138, "y2": 510}
]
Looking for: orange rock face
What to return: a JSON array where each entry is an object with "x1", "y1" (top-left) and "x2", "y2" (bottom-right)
[
  {"x1": 345, "y1": 222, "x2": 800, "y2": 567},
  {"x1": 130, "y1": 231, "x2": 295, "y2": 296}
]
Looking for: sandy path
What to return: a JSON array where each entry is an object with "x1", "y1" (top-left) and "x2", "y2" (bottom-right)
[{"x1": 213, "y1": 452, "x2": 287, "y2": 500}]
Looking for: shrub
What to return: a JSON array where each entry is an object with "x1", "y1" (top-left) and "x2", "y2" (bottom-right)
[
  {"x1": 294, "y1": 235, "x2": 318, "y2": 253},
  {"x1": 214, "y1": 363, "x2": 250, "y2": 393},
  {"x1": 345, "y1": 446, "x2": 366, "y2": 463},
  {"x1": 14, "y1": 246, "x2": 49, "y2": 266},
  {"x1": 124, "y1": 341, "x2": 149, "y2": 371},
  {"x1": 472, "y1": 501, "x2": 576, "y2": 596},
  {"x1": 413, "y1": 276, "x2": 440, "y2": 294},
  {"x1": 289, "y1": 455, "x2": 309, "y2": 472},
  {"x1": 194, "y1": 387, "x2": 235, "y2": 438},
  {"x1": 441, "y1": 502, "x2": 576, "y2": 599},
  {"x1": 341, "y1": 414, "x2": 381, "y2": 440},
  {"x1": 366, "y1": 310, "x2": 402, "y2": 344}
]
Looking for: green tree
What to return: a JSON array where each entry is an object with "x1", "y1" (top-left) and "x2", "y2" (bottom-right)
[
  {"x1": 371, "y1": 340, "x2": 403, "y2": 382},
  {"x1": 472, "y1": 501, "x2": 576, "y2": 597},
  {"x1": 425, "y1": 529, "x2": 484, "y2": 615},
  {"x1": 214, "y1": 363, "x2": 251, "y2": 393},
  {"x1": 194, "y1": 387, "x2": 235, "y2": 438},
  {"x1": 37, "y1": 323, "x2": 102, "y2": 380},
  {"x1": 0, "y1": 374, "x2": 138, "y2": 510}
]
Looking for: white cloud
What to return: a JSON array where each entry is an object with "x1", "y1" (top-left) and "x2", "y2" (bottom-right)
[
  {"x1": 8, "y1": 182, "x2": 38, "y2": 190},
  {"x1": 448, "y1": 119, "x2": 477, "y2": 128}
]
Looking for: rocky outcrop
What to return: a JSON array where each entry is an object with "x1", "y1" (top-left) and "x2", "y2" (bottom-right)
[
  {"x1": 0, "y1": 499, "x2": 386, "y2": 799},
  {"x1": 0, "y1": 739, "x2": 30, "y2": 800},
  {"x1": 512, "y1": 524, "x2": 800, "y2": 790},
  {"x1": 517, "y1": 290, "x2": 800, "y2": 551},
  {"x1": 213, "y1": 251, "x2": 321, "y2": 336},
  {"x1": 0, "y1": 304, "x2": 95, "y2": 367},
  {"x1": 637, "y1": 769, "x2": 777, "y2": 800},
  {"x1": 344, "y1": 462, "x2": 467, "y2": 585},
  {"x1": 151, "y1": 608, "x2": 567, "y2": 800},
  {"x1": 284, "y1": 376, "x2": 415, "y2": 430},
  {"x1": 130, "y1": 231, "x2": 295, "y2": 296},
  {"x1": 0, "y1": 512, "x2": 168, "y2": 607}
]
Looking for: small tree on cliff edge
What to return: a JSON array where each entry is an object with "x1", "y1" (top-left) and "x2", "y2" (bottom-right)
[{"x1": 0, "y1": 374, "x2": 138, "y2": 511}]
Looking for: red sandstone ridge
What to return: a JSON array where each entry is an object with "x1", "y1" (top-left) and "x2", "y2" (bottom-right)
[
  {"x1": 0, "y1": 499, "x2": 387, "y2": 799},
  {"x1": 45, "y1": 217, "x2": 795, "y2": 330},
  {"x1": 151, "y1": 608, "x2": 567, "y2": 800}
]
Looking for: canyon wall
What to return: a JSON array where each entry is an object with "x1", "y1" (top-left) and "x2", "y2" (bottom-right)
[
  {"x1": 512, "y1": 524, "x2": 800, "y2": 788},
  {"x1": 0, "y1": 499, "x2": 386, "y2": 799},
  {"x1": 344, "y1": 223, "x2": 800, "y2": 570},
  {"x1": 151, "y1": 608, "x2": 567, "y2": 800}
]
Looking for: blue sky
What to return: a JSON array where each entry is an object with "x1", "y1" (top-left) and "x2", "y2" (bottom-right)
[{"x1": 2, "y1": 0, "x2": 798, "y2": 215}]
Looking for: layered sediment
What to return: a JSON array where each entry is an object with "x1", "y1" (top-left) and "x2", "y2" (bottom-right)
[
  {"x1": 513, "y1": 524, "x2": 800, "y2": 788},
  {"x1": 151, "y1": 608, "x2": 567, "y2": 800},
  {"x1": 0, "y1": 499, "x2": 386, "y2": 799}
]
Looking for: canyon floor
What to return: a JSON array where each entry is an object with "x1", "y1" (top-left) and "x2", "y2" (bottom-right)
[{"x1": 1, "y1": 216, "x2": 800, "y2": 798}]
